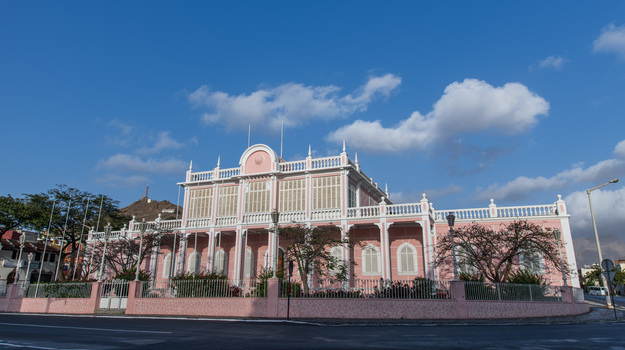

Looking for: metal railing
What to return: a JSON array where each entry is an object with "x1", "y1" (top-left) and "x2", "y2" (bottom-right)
[
  {"x1": 464, "y1": 281, "x2": 561, "y2": 302},
  {"x1": 281, "y1": 279, "x2": 451, "y2": 299},
  {"x1": 139, "y1": 279, "x2": 267, "y2": 298},
  {"x1": 26, "y1": 282, "x2": 92, "y2": 298}
]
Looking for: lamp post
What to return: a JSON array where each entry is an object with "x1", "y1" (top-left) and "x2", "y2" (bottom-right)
[
  {"x1": 552, "y1": 229, "x2": 568, "y2": 286},
  {"x1": 98, "y1": 223, "x2": 111, "y2": 282},
  {"x1": 25, "y1": 253, "x2": 34, "y2": 285},
  {"x1": 134, "y1": 219, "x2": 145, "y2": 282},
  {"x1": 587, "y1": 178, "x2": 618, "y2": 308},
  {"x1": 271, "y1": 210, "x2": 280, "y2": 278},
  {"x1": 15, "y1": 233, "x2": 26, "y2": 282},
  {"x1": 446, "y1": 212, "x2": 459, "y2": 280}
]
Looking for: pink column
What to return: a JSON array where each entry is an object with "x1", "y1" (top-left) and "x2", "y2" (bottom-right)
[
  {"x1": 125, "y1": 281, "x2": 141, "y2": 315},
  {"x1": 87, "y1": 282, "x2": 101, "y2": 314},
  {"x1": 450, "y1": 281, "x2": 468, "y2": 319},
  {"x1": 266, "y1": 277, "x2": 280, "y2": 318}
]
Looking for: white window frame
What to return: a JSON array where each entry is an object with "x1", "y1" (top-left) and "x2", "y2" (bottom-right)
[
  {"x1": 329, "y1": 246, "x2": 344, "y2": 276},
  {"x1": 214, "y1": 249, "x2": 228, "y2": 275},
  {"x1": 218, "y1": 185, "x2": 239, "y2": 217},
  {"x1": 279, "y1": 178, "x2": 305, "y2": 213},
  {"x1": 244, "y1": 248, "x2": 254, "y2": 278},
  {"x1": 312, "y1": 175, "x2": 340, "y2": 210},
  {"x1": 187, "y1": 250, "x2": 202, "y2": 274},
  {"x1": 397, "y1": 243, "x2": 418, "y2": 275},
  {"x1": 162, "y1": 253, "x2": 172, "y2": 278},
  {"x1": 361, "y1": 244, "x2": 381, "y2": 275}
]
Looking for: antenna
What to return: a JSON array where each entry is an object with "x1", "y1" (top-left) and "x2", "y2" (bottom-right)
[
  {"x1": 280, "y1": 119, "x2": 284, "y2": 159},
  {"x1": 248, "y1": 124, "x2": 251, "y2": 148}
]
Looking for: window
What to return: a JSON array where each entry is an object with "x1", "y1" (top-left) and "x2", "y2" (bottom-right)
[
  {"x1": 187, "y1": 251, "x2": 201, "y2": 274},
  {"x1": 279, "y1": 178, "x2": 305, "y2": 212},
  {"x1": 188, "y1": 188, "x2": 213, "y2": 219},
  {"x1": 348, "y1": 183, "x2": 357, "y2": 208},
  {"x1": 312, "y1": 175, "x2": 340, "y2": 210},
  {"x1": 245, "y1": 180, "x2": 271, "y2": 213},
  {"x1": 214, "y1": 249, "x2": 228, "y2": 275},
  {"x1": 397, "y1": 243, "x2": 417, "y2": 274},
  {"x1": 217, "y1": 185, "x2": 239, "y2": 217},
  {"x1": 520, "y1": 250, "x2": 544, "y2": 274},
  {"x1": 329, "y1": 246, "x2": 344, "y2": 276},
  {"x1": 456, "y1": 245, "x2": 478, "y2": 275},
  {"x1": 162, "y1": 253, "x2": 172, "y2": 278},
  {"x1": 362, "y1": 245, "x2": 381, "y2": 275}
]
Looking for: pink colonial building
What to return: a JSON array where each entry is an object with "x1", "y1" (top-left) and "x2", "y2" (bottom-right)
[{"x1": 88, "y1": 144, "x2": 580, "y2": 287}]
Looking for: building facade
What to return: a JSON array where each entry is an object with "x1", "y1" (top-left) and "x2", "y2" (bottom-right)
[{"x1": 87, "y1": 144, "x2": 580, "y2": 286}]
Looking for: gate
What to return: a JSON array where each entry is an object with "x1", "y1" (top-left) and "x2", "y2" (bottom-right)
[{"x1": 99, "y1": 280, "x2": 129, "y2": 310}]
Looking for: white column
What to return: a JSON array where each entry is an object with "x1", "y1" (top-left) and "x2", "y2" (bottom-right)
[
  {"x1": 557, "y1": 196, "x2": 579, "y2": 287},
  {"x1": 234, "y1": 226, "x2": 243, "y2": 282},
  {"x1": 207, "y1": 229, "x2": 215, "y2": 272}
]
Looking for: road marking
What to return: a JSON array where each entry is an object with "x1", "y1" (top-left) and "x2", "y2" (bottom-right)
[
  {"x1": 0, "y1": 341, "x2": 60, "y2": 349},
  {"x1": 0, "y1": 323, "x2": 172, "y2": 335}
]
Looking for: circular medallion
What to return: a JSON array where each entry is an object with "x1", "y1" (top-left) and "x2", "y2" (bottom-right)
[{"x1": 254, "y1": 154, "x2": 264, "y2": 165}]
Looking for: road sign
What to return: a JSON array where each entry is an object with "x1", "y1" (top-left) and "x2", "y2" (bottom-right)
[{"x1": 602, "y1": 259, "x2": 616, "y2": 283}]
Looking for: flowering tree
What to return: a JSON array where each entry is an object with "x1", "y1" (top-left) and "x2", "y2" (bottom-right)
[
  {"x1": 436, "y1": 221, "x2": 563, "y2": 283},
  {"x1": 278, "y1": 225, "x2": 353, "y2": 294}
]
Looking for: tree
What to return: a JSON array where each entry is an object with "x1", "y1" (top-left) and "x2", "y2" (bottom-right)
[
  {"x1": 85, "y1": 231, "x2": 163, "y2": 277},
  {"x1": 436, "y1": 221, "x2": 563, "y2": 283},
  {"x1": 24, "y1": 185, "x2": 130, "y2": 280},
  {"x1": 277, "y1": 225, "x2": 353, "y2": 294}
]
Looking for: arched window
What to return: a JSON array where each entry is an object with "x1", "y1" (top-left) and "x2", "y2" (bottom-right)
[
  {"x1": 520, "y1": 250, "x2": 544, "y2": 274},
  {"x1": 397, "y1": 243, "x2": 417, "y2": 274},
  {"x1": 456, "y1": 245, "x2": 479, "y2": 275},
  {"x1": 263, "y1": 248, "x2": 285, "y2": 275},
  {"x1": 244, "y1": 248, "x2": 254, "y2": 278},
  {"x1": 362, "y1": 245, "x2": 381, "y2": 275},
  {"x1": 187, "y1": 251, "x2": 201, "y2": 274},
  {"x1": 329, "y1": 246, "x2": 344, "y2": 276},
  {"x1": 214, "y1": 249, "x2": 228, "y2": 275},
  {"x1": 162, "y1": 253, "x2": 172, "y2": 278}
]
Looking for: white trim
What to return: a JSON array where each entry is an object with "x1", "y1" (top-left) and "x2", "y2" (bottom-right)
[
  {"x1": 361, "y1": 244, "x2": 381, "y2": 276},
  {"x1": 397, "y1": 242, "x2": 418, "y2": 275}
]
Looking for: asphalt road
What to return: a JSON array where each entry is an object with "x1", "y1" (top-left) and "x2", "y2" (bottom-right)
[
  {"x1": 0, "y1": 313, "x2": 624, "y2": 350},
  {"x1": 584, "y1": 293, "x2": 625, "y2": 310}
]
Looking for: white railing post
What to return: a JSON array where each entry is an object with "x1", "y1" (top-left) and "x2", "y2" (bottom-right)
[{"x1": 489, "y1": 199, "x2": 497, "y2": 218}]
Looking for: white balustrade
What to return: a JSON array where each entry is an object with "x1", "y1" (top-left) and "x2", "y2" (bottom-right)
[
  {"x1": 216, "y1": 216, "x2": 237, "y2": 226},
  {"x1": 190, "y1": 171, "x2": 214, "y2": 182},
  {"x1": 186, "y1": 218, "x2": 211, "y2": 228},
  {"x1": 311, "y1": 156, "x2": 341, "y2": 169},
  {"x1": 279, "y1": 211, "x2": 305, "y2": 223},
  {"x1": 158, "y1": 219, "x2": 182, "y2": 230},
  {"x1": 280, "y1": 160, "x2": 307, "y2": 172},
  {"x1": 311, "y1": 209, "x2": 342, "y2": 220},
  {"x1": 243, "y1": 213, "x2": 271, "y2": 224},
  {"x1": 347, "y1": 206, "x2": 380, "y2": 218},
  {"x1": 497, "y1": 205, "x2": 556, "y2": 218},
  {"x1": 219, "y1": 168, "x2": 240, "y2": 179},
  {"x1": 387, "y1": 203, "x2": 422, "y2": 216}
]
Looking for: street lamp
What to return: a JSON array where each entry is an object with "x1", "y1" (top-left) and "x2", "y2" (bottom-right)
[
  {"x1": 552, "y1": 229, "x2": 568, "y2": 286},
  {"x1": 98, "y1": 223, "x2": 112, "y2": 282},
  {"x1": 446, "y1": 212, "x2": 459, "y2": 280},
  {"x1": 587, "y1": 178, "x2": 618, "y2": 307},
  {"x1": 15, "y1": 233, "x2": 26, "y2": 282},
  {"x1": 271, "y1": 210, "x2": 280, "y2": 278}
]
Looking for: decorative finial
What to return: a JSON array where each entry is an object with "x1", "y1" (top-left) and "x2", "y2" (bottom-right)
[
  {"x1": 217, "y1": 155, "x2": 221, "y2": 167},
  {"x1": 342, "y1": 140, "x2": 346, "y2": 153},
  {"x1": 422, "y1": 193, "x2": 427, "y2": 200},
  {"x1": 385, "y1": 183, "x2": 388, "y2": 195},
  {"x1": 308, "y1": 145, "x2": 311, "y2": 157},
  {"x1": 189, "y1": 160, "x2": 193, "y2": 171},
  {"x1": 557, "y1": 194, "x2": 562, "y2": 200},
  {"x1": 490, "y1": 198, "x2": 494, "y2": 205},
  {"x1": 355, "y1": 152, "x2": 359, "y2": 164}
]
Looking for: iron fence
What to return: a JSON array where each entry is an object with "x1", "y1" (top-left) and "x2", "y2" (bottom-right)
[
  {"x1": 464, "y1": 281, "x2": 561, "y2": 302},
  {"x1": 139, "y1": 279, "x2": 267, "y2": 298},
  {"x1": 280, "y1": 278, "x2": 452, "y2": 299},
  {"x1": 26, "y1": 282, "x2": 92, "y2": 298}
]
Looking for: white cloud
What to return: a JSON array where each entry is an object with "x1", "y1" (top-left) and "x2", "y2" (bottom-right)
[
  {"x1": 98, "y1": 154, "x2": 187, "y2": 174},
  {"x1": 475, "y1": 139, "x2": 625, "y2": 202},
  {"x1": 137, "y1": 131, "x2": 184, "y2": 155},
  {"x1": 327, "y1": 79, "x2": 549, "y2": 153},
  {"x1": 95, "y1": 174, "x2": 150, "y2": 188},
  {"x1": 594, "y1": 23, "x2": 625, "y2": 59},
  {"x1": 537, "y1": 55, "x2": 568, "y2": 70},
  {"x1": 188, "y1": 74, "x2": 401, "y2": 132}
]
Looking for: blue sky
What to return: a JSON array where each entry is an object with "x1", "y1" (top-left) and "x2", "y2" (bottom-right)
[{"x1": 2, "y1": 2, "x2": 625, "y2": 265}]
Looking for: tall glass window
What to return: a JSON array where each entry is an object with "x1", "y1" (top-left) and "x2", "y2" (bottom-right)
[
  {"x1": 362, "y1": 245, "x2": 381, "y2": 275},
  {"x1": 279, "y1": 178, "x2": 305, "y2": 212},
  {"x1": 312, "y1": 175, "x2": 340, "y2": 210},
  {"x1": 397, "y1": 243, "x2": 417, "y2": 274}
]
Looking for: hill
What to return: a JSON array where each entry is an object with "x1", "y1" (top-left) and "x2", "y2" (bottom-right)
[{"x1": 120, "y1": 198, "x2": 182, "y2": 222}]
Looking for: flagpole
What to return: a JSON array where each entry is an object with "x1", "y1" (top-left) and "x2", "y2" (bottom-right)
[
  {"x1": 280, "y1": 119, "x2": 284, "y2": 159},
  {"x1": 73, "y1": 197, "x2": 90, "y2": 280},
  {"x1": 35, "y1": 200, "x2": 55, "y2": 297},
  {"x1": 55, "y1": 199, "x2": 71, "y2": 281}
]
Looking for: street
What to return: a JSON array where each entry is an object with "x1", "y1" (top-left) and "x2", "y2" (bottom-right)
[
  {"x1": 584, "y1": 293, "x2": 625, "y2": 310},
  {"x1": 0, "y1": 313, "x2": 623, "y2": 350}
]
